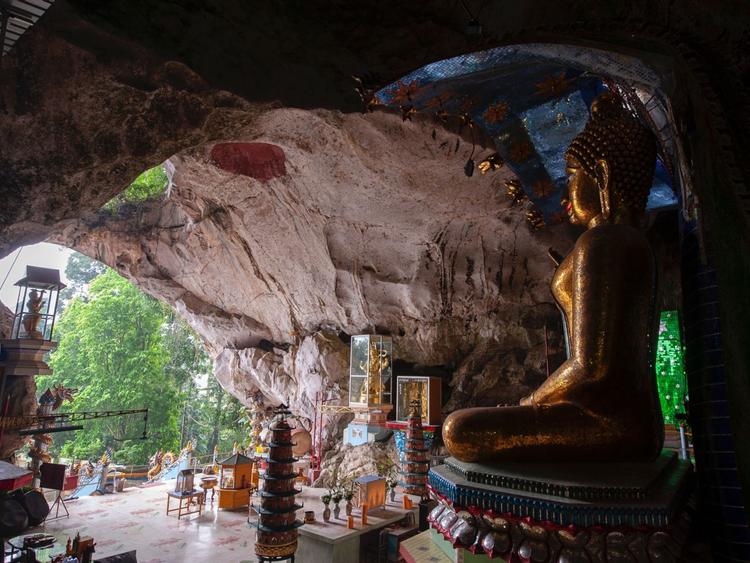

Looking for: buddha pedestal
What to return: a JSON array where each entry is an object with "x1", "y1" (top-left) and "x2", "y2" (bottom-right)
[{"x1": 422, "y1": 451, "x2": 694, "y2": 561}]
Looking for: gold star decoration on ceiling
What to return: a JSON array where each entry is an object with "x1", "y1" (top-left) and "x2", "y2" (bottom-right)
[
  {"x1": 458, "y1": 97, "x2": 476, "y2": 113},
  {"x1": 483, "y1": 101, "x2": 510, "y2": 124},
  {"x1": 534, "y1": 72, "x2": 572, "y2": 99},
  {"x1": 424, "y1": 92, "x2": 453, "y2": 111},
  {"x1": 392, "y1": 80, "x2": 420, "y2": 104}
]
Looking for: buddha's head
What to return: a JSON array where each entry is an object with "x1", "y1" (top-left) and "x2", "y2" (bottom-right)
[{"x1": 563, "y1": 92, "x2": 657, "y2": 226}]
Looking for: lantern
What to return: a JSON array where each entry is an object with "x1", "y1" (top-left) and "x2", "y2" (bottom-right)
[
  {"x1": 10, "y1": 266, "x2": 65, "y2": 341},
  {"x1": 175, "y1": 468, "x2": 196, "y2": 495}
]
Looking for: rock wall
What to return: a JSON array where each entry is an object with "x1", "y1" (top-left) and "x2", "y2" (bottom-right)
[{"x1": 48, "y1": 108, "x2": 571, "y2": 425}]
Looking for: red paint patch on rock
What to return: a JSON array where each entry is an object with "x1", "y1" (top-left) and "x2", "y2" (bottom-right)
[{"x1": 210, "y1": 142, "x2": 286, "y2": 181}]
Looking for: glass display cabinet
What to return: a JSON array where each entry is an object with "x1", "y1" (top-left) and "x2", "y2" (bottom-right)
[
  {"x1": 349, "y1": 335, "x2": 392, "y2": 407},
  {"x1": 395, "y1": 376, "x2": 442, "y2": 425},
  {"x1": 175, "y1": 468, "x2": 195, "y2": 494}
]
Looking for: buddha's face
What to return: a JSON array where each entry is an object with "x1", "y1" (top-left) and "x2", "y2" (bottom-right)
[{"x1": 564, "y1": 156, "x2": 601, "y2": 226}]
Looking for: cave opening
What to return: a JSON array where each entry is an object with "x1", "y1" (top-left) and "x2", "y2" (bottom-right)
[{"x1": 0, "y1": 243, "x2": 251, "y2": 493}]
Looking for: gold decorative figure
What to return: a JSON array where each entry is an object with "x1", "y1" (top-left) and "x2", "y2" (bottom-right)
[
  {"x1": 478, "y1": 153, "x2": 504, "y2": 174},
  {"x1": 22, "y1": 289, "x2": 45, "y2": 337},
  {"x1": 443, "y1": 92, "x2": 664, "y2": 462},
  {"x1": 359, "y1": 341, "x2": 389, "y2": 404},
  {"x1": 505, "y1": 179, "x2": 527, "y2": 205}
]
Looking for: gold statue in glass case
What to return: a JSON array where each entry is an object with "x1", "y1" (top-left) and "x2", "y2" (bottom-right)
[
  {"x1": 396, "y1": 376, "x2": 442, "y2": 425},
  {"x1": 349, "y1": 335, "x2": 392, "y2": 407}
]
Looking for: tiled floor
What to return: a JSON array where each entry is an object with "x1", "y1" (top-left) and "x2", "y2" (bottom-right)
[
  {"x1": 24, "y1": 480, "x2": 415, "y2": 562},
  {"x1": 27, "y1": 480, "x2": 267, "y2": 563},
  {"x1": 400, "y1": 531, "x2": 450, "y2": 563}
]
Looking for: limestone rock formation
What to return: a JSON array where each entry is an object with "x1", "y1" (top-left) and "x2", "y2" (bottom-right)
[
  {"x1": 314, "y1": 441, "x2": 399, "y2": 489},
  {"x1": 47, "y1": 108, "x2": 570, "y2": 424},
  {"x1": 1, "y1": 1, "x2": 573, "y2": 446}
]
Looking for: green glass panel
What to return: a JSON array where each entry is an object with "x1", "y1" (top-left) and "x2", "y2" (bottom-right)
[{"x1": 655, "y1": 310, "x2": 687, "y2": 425}]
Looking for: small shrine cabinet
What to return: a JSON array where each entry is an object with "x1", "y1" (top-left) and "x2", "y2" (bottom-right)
[
  {"x1": 349, "y1": 334, "x2": 393, "y2": 407},
  {"x1": 175, "y1": 468, "x2": 196, "y2": 494},
  {"x1": 354, "y1": 475, "x2": 386, "y2": 510},
  {"x1": 395, "y1": 376, "x2": 442, "y2": 425},
  {"x1": 218, "y1": 453, "x2": 253, "y2": 510}
]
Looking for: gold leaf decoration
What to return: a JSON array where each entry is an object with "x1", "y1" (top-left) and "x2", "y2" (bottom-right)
[
  {"x1": 505, "y1": 179, "x2": 527, "y2": 205},
  {"x1": 478, "y1": 153, "x2": 504, "y2": 174},
  {"x1": 526, "y1": 209, "x2": 545, "y2": 230},
  {"x1": 393, "y1": 80, "x2": 420, "y2": 104}
]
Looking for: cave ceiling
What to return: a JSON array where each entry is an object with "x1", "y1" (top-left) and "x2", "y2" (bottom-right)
[{"x1": 375, "y1": 44, "x2": 678, "y2": 222}]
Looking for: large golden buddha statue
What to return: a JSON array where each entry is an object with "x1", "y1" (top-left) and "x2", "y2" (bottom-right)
[{"x1": 444, "y1": 93, "x2": 664, "y2": 462}]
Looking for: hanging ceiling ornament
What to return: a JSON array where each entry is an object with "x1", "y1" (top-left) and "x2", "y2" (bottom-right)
[
  {"x1": 504, "y1": 179, "x2": 528, "y2": 205},
  {"x1": 401, "y1": 105, "x2": 417, "y2": 121},
  {"x1": 478, "y1": 153, "x2": 504, "y2": 174},
  {"x1": 351, "y1": 74, "x2": 383, "y2": 113},
  {"x1": 526, "y1": 209, "x2": 545, "y2": 230}
]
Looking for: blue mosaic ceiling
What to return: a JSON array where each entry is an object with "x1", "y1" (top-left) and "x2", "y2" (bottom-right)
[{"x1": 375, "y1": 45, "x2": 677, "y2": 223}]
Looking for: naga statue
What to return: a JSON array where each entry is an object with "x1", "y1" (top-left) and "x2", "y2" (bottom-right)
[
  {"x1": 147, "y1": 449, "x2": 164, "y2": 480},
  {"x1": 28, "y1": 385, "x2": 76, "y2": 482},
  {"x1": 444, "y1": 92, "x2": 664, "y2": 462}
]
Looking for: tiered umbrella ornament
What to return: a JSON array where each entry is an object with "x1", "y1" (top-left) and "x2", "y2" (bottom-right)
[
  {"x1": 399, "y1": 400, "x2": 430, "y2": 498},
  {"x1": 255, "y1": 405, "x2": 303, "y2": 562}
]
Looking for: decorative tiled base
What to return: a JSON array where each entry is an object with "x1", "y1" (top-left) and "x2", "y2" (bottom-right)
[
  {"x1": 429, "y1": 451, "x2": 692, "y2": 528},
  {"x1": 428, "y1": 501, "x2": 694, "y2": 561},
  {"x1": 392, "y1": 428, "x2": 436, "y2": 455},
  {"x1": 426, "y1": 450, "x2": 696, "y2": 561}
]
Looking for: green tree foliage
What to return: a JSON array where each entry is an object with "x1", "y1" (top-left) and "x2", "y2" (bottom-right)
[
  {"x1": 163, "y1": 315, "x2": 250, "y2": 454},
  {"x1": 58, "y1": 253, "x2": 106, "y2": 307},
  {"x1": 39, "y1": 269, "x2": 177, "y2": 463},
  {"x1": 102, "y1": 165, "x2": 168, "y2": 213},
  {"x1": 37, "y1": 260, "x2": 249, "y2": 466}
]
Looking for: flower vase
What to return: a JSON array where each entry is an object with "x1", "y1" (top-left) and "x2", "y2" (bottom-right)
[
  {"x1": 323, "y1": 505, "x2": 331, "y2": 522},
  {"x1": 390, "y1": 488, "x2": 396, "y2": 502},
  {"x1": 333, "y1": 502, "x2": 341, "y2": 519},
  {"x1": 345, "y1": 500, "x2": 353, "y2": 516}
]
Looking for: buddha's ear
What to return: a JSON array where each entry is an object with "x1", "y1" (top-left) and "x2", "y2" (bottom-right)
[{"x1": 594, "y1": 159, "x2": 612, "y2": 221}]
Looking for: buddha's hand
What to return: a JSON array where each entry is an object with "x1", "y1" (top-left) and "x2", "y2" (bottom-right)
[{"x1": 519, "y1": 394, "x2": 534, "y2": 407}]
